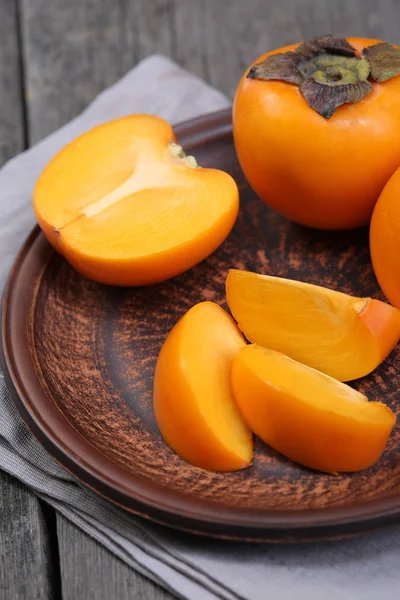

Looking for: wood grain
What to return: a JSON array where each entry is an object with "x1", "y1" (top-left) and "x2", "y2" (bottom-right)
[
  {"x1": 19, "y1": 0, "x2": 134, "y2": 144},
  {"x1": 0, "y1": 0, "x2": 24, "y2": 166},
  {"x1": 0, "y1": 471, "x2": 59, "y2": 600},
  {"x1": 57, "y1": 516, "x2": 173, "y2": 600},
  {"x1": 19, "y1": 0, "x2": 177, "y2": 144},
  {"x1": 0, "y1": 4, "x2": 61, "y2": 599},
  {"x1": 19, "y1": 0, "x2": 400, "y2": 144}
]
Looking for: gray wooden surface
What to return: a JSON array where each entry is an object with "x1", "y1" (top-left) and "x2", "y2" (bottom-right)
[
  {"x1": 0, "y1": 0, "x2": 24, "y2": 162},
  {"x1": 2, "y1": 0, "x2": 400, "y2": 598}
]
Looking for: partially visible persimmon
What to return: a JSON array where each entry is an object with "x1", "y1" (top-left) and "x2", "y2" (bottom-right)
[
  {"x1": 370, "y1": 166, "x2": 400, "y2": 309},
  {"x1": 233, "y1": 35, "x2": 400, "y2": 229},
  {"x1": 153, "y1": 302, "x2": 253, "y2": 472},
  {"x1": 226, "y1": 270, "x2": 400, "y2": 381},
  {"x1": 231, "y1": 345, "x2": 395, "y2": 473},
  {"x1": 34, "y1": 115, "x2": 239, "y2": 286}
]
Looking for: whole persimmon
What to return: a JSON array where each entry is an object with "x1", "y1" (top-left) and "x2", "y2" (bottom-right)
[
  {"x1": 370, "y1": 166, "x2": 400, "y2": 309},
  {"x1": 233, "y1": 35, "x2": 400, "y2": 230}
]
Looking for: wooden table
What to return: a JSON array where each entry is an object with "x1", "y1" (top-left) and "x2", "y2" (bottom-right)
[{"x1": 1, "y1": 1, "x2": 399, "y2": 597}]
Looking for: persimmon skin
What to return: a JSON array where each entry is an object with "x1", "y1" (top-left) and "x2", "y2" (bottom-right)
[
  {"x1": 231, "y1": 345, "x2": 396, "y2": 473},
  {"x1": 233, "y1": 37, "x2": 400, "y2": 230},
  {"x1": 34, "y1": 115, "x2": 239, "y2": 286},
  {"x1": 370, "y1": 166, "x2": 400, "y2": 309}
]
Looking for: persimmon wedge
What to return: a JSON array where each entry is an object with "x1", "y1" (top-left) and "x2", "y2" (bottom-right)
[
  {"x1": 34, "y1": 115, "x2": 239, "y2": 286},
  {"x1": 226, "y1": 270, "x2": 400, "y2": 381},
  {"x1": 153, "y1": 302, "x2": 253, "y2": 471},
  {"x1": 231, "y1": 345, "x2": 396, "y2": 473}
]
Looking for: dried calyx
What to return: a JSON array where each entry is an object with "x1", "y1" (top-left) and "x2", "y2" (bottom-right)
[{"x1": 247, "y1": 35, "x2": 400, "y2": 118}]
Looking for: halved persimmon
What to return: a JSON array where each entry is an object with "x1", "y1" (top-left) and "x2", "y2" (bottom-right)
[
  {"x1": 226, "y1": 270, "x2": 400, "y2": 381},
  {"x1": 34, "y1": 115, "x2": 239, "y2": 286},
  {"x1": 153, "y1": 301, "x2": 253, "y2": 471},
  {"x1": 231, "y1": 345, "x2": 395, "y2": 473}
]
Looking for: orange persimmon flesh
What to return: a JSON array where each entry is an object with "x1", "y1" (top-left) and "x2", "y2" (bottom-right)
[
  {"x1": 226, "y1": 270, "x2": 400, "y2": 382},
  {"x1": 153, "y1": 301, "x2": 253, "y2": 471},
  {"x1": 232, "y1": 345, "x2": 395, "y2": 473},
  {"x1": 34, "y1": 115, "x2": 239, "y2": 286}
]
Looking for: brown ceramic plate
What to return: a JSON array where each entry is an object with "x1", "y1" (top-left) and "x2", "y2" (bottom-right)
[{"x1": 2, "y1": 109, "x2": 400, "y2": 542}]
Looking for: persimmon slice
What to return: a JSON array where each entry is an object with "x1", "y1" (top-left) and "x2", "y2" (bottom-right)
[
  {"x1": 226, "y1": 270, "x2": 400, "y2": 381},
  {"x1": 231, "y1": 345, "x2": 395, "y2": 473},
  {"x1": 34, "y1": 115, "x2": 239, "y2": 286},
  {"x1": 153, "y1": 302, "x2": 253, "y2": 471}
]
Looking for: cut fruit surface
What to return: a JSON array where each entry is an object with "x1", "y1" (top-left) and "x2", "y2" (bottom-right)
[
  {"x1": 231, "y1": 345, "x2": 396, "y2": 473},
  {"x1": 34, "y1": 115, "x2": 239, "y2": 286},
  {"x1": 153, "y1": 302, "x2": 253, "y2": 471},
  {"x1": 226, "y1": 270, "x2": 400, "y2": 381}
]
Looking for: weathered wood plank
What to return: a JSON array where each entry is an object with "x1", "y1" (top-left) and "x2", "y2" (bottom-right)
[
  {"x1": 21, "y1": 0, "x2": 400, "y2": 145},
  {"x1": 15, "y1": 2, "x2": 400, "y2": 599},
  {"x1": 0, "y1": 4, "x2": 56, "y2": 597},
  {"x1": 0, "y1": 471, "x2": 59, "y2": 600},
  {"x1": 19, "y1": 0, "x2": 135, "y2": 143},
  {"x1": 57, "y1": 515, "x2": 174, "y2": 600},
  {"x1": 0, "y1": 0, "x2": 24, "y2": 166},
  {"x1": 19, "y1": 0, "x2": 179, "y2": 144}
]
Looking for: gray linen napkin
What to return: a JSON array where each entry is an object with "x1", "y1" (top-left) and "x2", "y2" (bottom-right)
[{"x1": 1, "y1": 55, "x2": 400, "y2": 600}]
